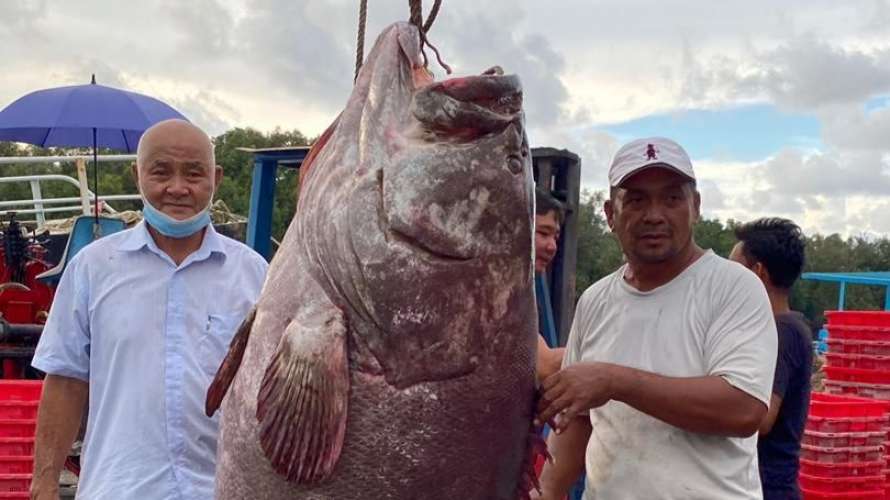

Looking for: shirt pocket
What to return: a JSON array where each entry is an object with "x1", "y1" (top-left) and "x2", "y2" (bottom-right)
[{"x1": 199, "y1": 312, "x2": 244, "y2": 377}]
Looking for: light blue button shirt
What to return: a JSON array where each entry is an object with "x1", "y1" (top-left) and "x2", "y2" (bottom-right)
[{"x1": 33, "y1": 222, "x2": 268, "y2": 500}]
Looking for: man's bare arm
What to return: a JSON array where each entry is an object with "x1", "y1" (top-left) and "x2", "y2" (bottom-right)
[
  {"x1": 539, "y1": 362, "x2": 766, "y2": 438},
  {"x1": 759, "y1": 393, "x2": 782, "y2": 436},
  {"x1": 537, "y1": 417, "x2": 590, "y2": 500},
  {"x1": 536, "y1": 336, "x2": 565, "y2": 383},
  {"x1": 31, "y1": 375, "x2": 88, "y2": 500}
]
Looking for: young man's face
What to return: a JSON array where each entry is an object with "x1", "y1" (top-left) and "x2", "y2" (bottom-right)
[
  {"x1": 728, "y1": 241, "x2": 748, "y2": 266},
  {"x1": 535, "y1": 210, "x2": 560, "y2": 273},
  {"x1": 730, "y1": 241, "x2": 769, "y2": 286}
]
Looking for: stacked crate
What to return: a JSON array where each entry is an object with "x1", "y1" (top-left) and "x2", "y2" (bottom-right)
[
  {"x1": 820, "y1": 311, "x2": 890, "y2": 499},
  {"x1": 0, "y1": 381, "x2": 40, "y2": 499},
  {"x1": 800, "y1": 393, "x2": 887, "y2": 499}
]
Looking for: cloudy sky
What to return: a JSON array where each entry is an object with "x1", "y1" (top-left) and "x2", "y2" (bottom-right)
[{"x1": 3, "y1": 0, "x2": 890, "y2": 237}]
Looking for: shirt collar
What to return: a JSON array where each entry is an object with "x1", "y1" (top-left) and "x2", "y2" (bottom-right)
[{"x1": 118, "y1": 221, "x2": 227, "y2": 264}]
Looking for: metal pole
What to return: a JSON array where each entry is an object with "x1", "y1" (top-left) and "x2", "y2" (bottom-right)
[
  {"x1": 838, "y1": 282, "x2": 847, "y2": 311},
  {"x1": 75, "y1": 159, "x2": 91, "y2": 215},
  {"x1": 93, "y1": 128, "x2": 99, "y2": 223},
  {"x1": 0, "y1": 154, "x2": 136, "y2": 165},
  {"x1": 28, "y1": 179, "x2": 46, "y2": 228},
  {"x1": 246, "y1": 157, "x2": 279, "y2": 260}
]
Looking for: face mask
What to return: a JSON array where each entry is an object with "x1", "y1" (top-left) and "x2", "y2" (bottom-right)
[{"x1": 139, "y1": 186, "x2": 213, "y2": 239}]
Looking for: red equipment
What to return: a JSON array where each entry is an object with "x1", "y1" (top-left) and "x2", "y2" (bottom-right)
[{"x1": 0, "y1": 215, "x2": 55, "y2": 380}]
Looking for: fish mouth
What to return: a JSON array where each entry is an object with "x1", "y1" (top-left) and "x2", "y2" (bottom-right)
[
  {"x1": 431, "y1": 73, "x2": 523, "y2": 116},
  {"x1": 412, "y1": 73, "x2": 523, "y2": 140}
]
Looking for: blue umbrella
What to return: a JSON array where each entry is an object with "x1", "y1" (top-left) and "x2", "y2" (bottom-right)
[{"x1": 0, "y1": 74, "x2": 189, "y2": 219}]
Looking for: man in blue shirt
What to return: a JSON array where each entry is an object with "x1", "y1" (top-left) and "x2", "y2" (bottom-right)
[
  {"x1": 730, "y1": 217, "x2": 811, "y2": 500},
  {"x1": 30, "y1": 119, "x2": 268, "y2": 500}
]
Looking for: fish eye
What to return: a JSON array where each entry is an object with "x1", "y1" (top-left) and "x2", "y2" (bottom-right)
[{"x1": 507, "y1": 155, "x2": 523, "y2": 174}]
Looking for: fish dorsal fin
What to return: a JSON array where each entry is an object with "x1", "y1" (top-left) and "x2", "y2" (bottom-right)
[
  {"x1": 205, "y1": 307, "x2": 257, "y2": 417},
  {"x1": 298, "y1": 115, "x2": 340, "y2": 191},
  {"x1": 256, "y1": 296, "x2": 349, "y2": 484}
]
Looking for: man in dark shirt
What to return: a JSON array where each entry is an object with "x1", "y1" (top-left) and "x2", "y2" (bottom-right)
[{"x1": 730, "y1": 217, "x2": 811, "y2": 500}]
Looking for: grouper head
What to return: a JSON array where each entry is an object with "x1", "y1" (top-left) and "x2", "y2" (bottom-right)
[
  {"x1": 383, "y1": 70, "x2": 532, "y2": 264},
  {"x1": 297, "y1": 22, "x2": 536, "y2": 388}
]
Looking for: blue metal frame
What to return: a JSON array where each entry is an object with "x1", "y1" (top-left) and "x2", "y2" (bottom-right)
[
  {"x1": 801, "y1": 272, "x2": 890, "y2": 311},
  {"x1": 241, "y1": 147, "x2": 309, "y2": 260}
]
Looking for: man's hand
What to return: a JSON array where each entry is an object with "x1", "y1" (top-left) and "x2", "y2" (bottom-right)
[{"x1": 537, "y1": 362, "x2": 616, "y2": 432}]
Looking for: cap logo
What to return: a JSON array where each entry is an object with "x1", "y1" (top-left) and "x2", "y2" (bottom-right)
[{"x1": 645, "y1": 144, "x2": 658, "y2": 160}]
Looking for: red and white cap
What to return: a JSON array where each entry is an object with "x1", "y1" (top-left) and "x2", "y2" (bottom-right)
[{"x1": 608, "y1": 137, "x2": 696, "y2": 187}]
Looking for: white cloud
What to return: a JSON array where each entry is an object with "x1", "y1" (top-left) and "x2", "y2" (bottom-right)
[{"x1": 2, "y1": 0, "x2": 890, "y2": 237}]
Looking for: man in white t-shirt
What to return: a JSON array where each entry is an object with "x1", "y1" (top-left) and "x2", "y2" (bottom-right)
[{"x1": 535, "y1": 137, "x2": 778, "y2": 500}]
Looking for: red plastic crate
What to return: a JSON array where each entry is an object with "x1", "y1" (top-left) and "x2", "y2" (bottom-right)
[
  {"x1": 827, "y1": 339, "x2": 890, "y2": 356},
  {"x1": 826, "y1": 311, "x2": 890, "y2": 327},
  {"x1": 803, "y1": 430, "x2": 886, "y2": 448},
  {"x1": 0, "y1": 383, "x2": 41, "y2": 402},
  {"x1": 827, "y1": 325, "x2": 890, "y2": 341},
  {"x1": 824, "y1": 366, "x2": 890, "y2": 385},
  {"x1": 0, "y1": 493, "x2": 29, "y2": 499},
  {"x1": 823, "y1": 380, "x2": 890, "y2": 400},
  {"x1": 0, "y1": 440, "x2": 32, "y2": 457},
  {"x1": 800, "y1": 444, "x2": 884, "y2": 463},
  {"x1": 826, "y1": 353, "x2": 890, "y2": 370},
  {"x1": 0, "y1": 474, "x2": 29, "y2": 492},
  {"x1": 800, "y1": 459, "x2": 884, "y2": 477},
  {"x1": 0, "y1": 423, "x2": 34, "y2": 439},
  {"x1": 0, "y1": 404, "x2": 37, "y2": 421},
  {"x1": 801, "y1": 487, "x2": 884, "y2": 499},
  {"x1": 806, "y1": 415, "x2": 888, "y2": 433},
  {"x1": 0, "y1": 458, "x2": 31, "y2": 475},
  {"x1": 810, "y1": 393, "x2": 890, "y2": 417},
  {"x1": 799, "y1": 473, "x2": 884, "y2": 492}
]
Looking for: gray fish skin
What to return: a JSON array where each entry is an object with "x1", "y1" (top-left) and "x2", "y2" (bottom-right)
[{"x1": 214, "y1": 21, "x2": 537, "y2": 500}]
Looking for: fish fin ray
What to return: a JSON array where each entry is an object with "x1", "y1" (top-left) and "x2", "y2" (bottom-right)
[
  {"x1": 205, "y1": 306, "x2": 257, "y2": 417},
  {"x1": 256, "y1": 303, "x2": 349, "y2": 484}
]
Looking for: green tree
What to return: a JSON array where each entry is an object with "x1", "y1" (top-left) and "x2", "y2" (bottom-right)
[{"x1": 212, "y1": 127, "x2": 310, "y2": 244}]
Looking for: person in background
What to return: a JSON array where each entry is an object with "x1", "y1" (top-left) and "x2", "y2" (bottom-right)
[
  {"x1": 535, "y1": 187, "x2": 566, "y2": 382},
  {"x1": 30, "y1": 119, "x2": 268, "y2": 500},
  {"x1": 730, "y1": 217, "x2": 811, "y2": 500},
  {"x1": 536, "y1": 137, "x2": 777, "y2": 500}
]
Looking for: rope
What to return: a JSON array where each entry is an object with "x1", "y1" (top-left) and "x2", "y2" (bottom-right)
[
  {"x1": 354, "y1": 0, "x2": 451, "y2": 79},
  {"x1": 422, "y1": 0, "x2": 442, "y2": 34},
  {"x1": 354, "y1": 0, "x2": 368, "y2": 81},
  {"x1": 409, "y1": 0, "x2": 423, "y2": 30},
  {"x1": 407, "y1": 0, "x2": 451, "y2": 74}
]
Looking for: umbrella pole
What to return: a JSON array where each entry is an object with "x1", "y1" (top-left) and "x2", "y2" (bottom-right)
[{"x1": 92, "y1": 128, "x2": 99, "y2": 226}]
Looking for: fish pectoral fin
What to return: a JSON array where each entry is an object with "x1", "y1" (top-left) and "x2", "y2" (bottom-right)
[
  {"x1": 205, "y1": 306, "x2": 257, "y2": 417},
  {"x1": 256, "y1": 304, "x2": 349, "y2": 484}
]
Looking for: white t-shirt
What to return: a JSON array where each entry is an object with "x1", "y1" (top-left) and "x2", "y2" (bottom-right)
[{"x1": 564, "y1": 251, "x2": 777, "y2": 500}]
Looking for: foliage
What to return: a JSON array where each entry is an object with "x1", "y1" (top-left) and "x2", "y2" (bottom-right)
[
  {"x1": 572, "y1": 191, "x2": 890, "y2": 326},
  {"x1": 0, "y1": 127, "x2": 310, "y2": 247},
  {"x1": 3, "y1": 130, "x2": 890, "y2": 326}
]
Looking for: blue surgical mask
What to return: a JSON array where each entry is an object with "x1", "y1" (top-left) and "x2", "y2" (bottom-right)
[{"x1": 140, "y1": 193, "x2": 212, "y2": 239}]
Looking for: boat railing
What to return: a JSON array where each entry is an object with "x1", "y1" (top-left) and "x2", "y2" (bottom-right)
[{"x1": 0, "y1": 154, "x2": 138, "y2": 229}]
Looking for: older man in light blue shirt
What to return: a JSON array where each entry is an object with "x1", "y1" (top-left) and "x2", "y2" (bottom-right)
[{"x1": 30, "y1": 119, "x2": 268, "y2": 500}]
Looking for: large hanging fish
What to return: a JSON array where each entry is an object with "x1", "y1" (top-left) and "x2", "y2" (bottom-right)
[{"x1": 207, "y1": 21, "x2": 539, "y2": 500}]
